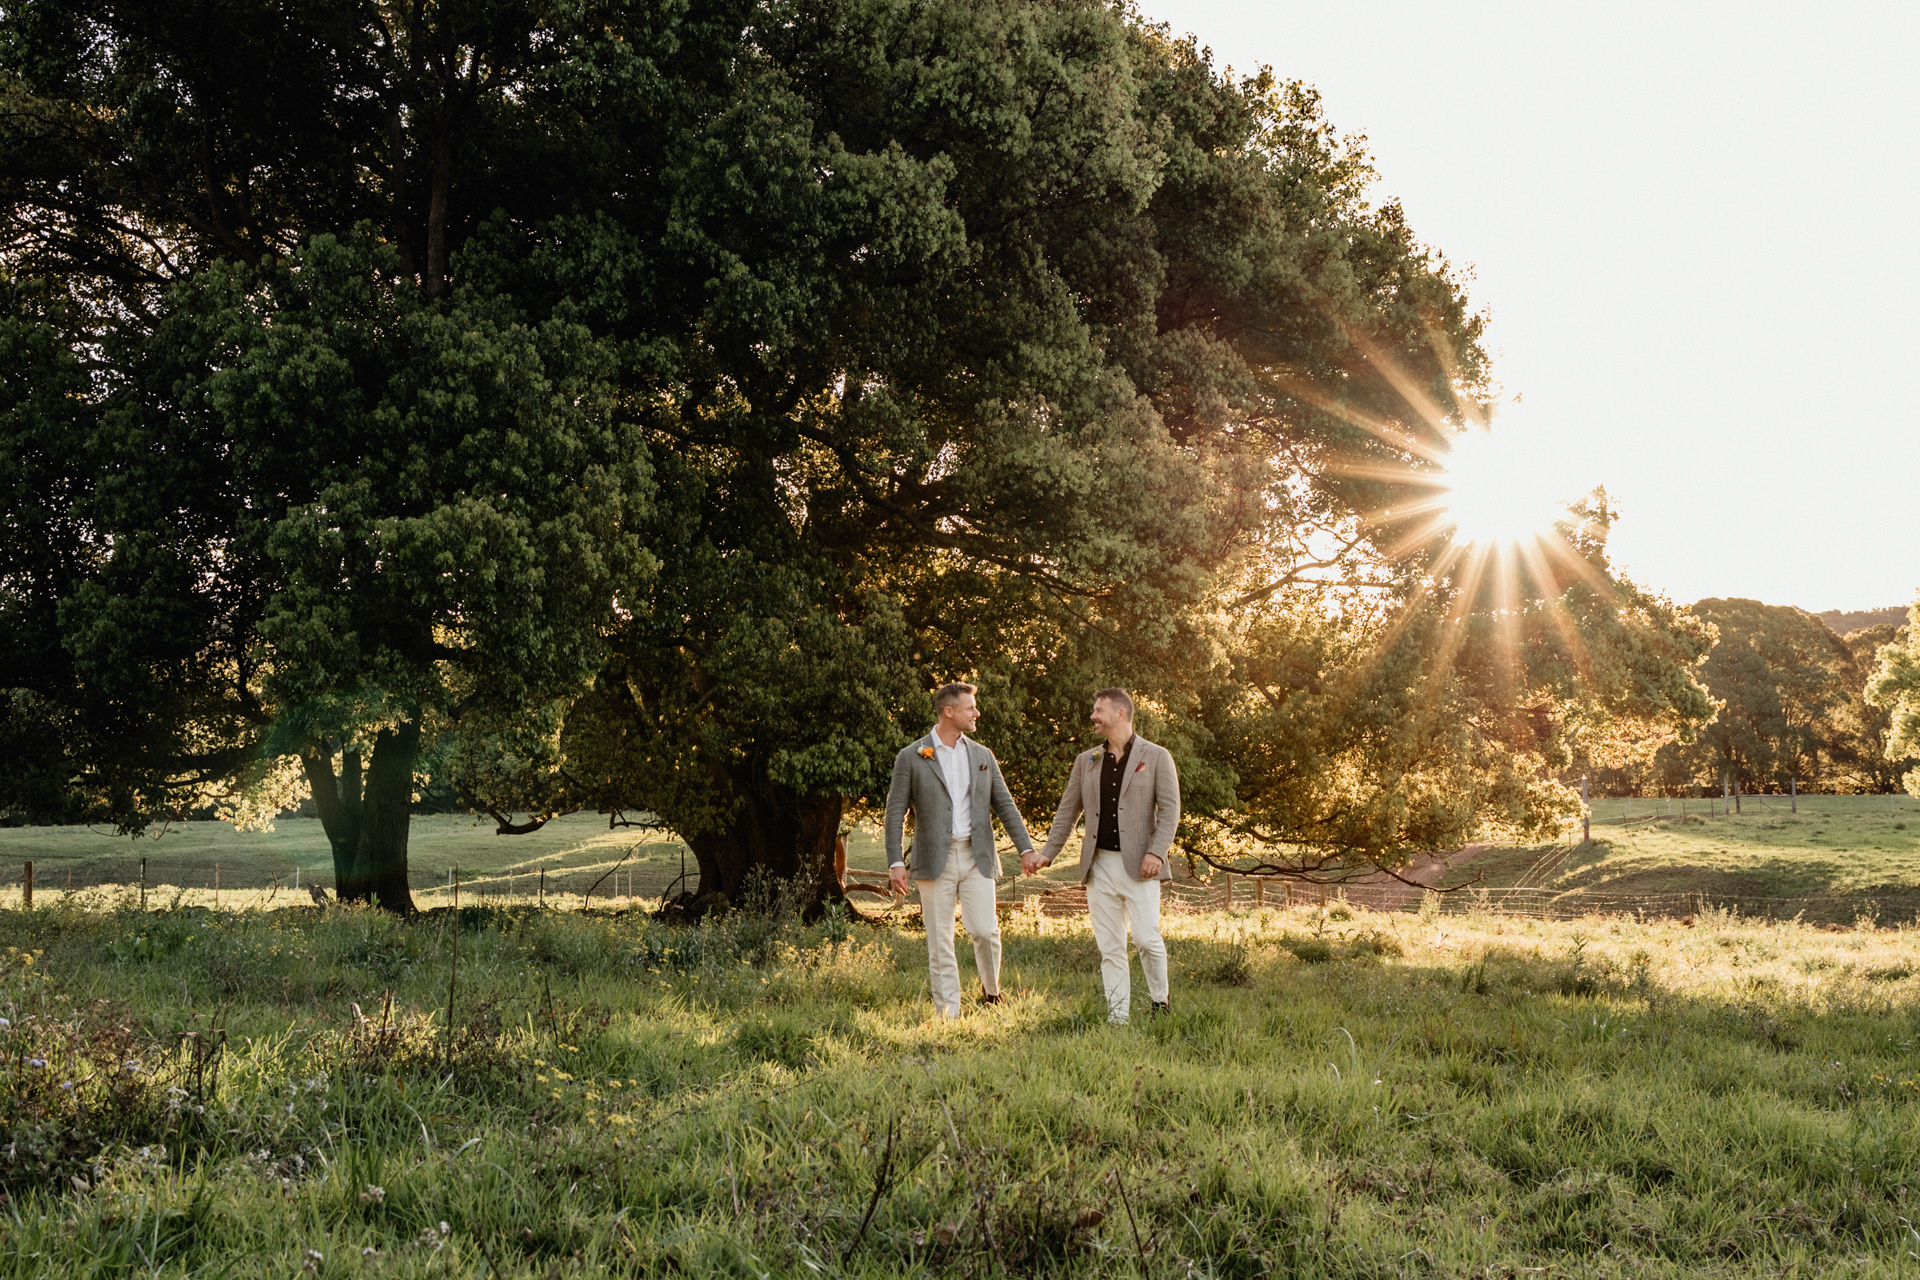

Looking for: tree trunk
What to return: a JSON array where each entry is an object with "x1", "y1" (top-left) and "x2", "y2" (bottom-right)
[
  {"x1": 302, "y1": 721, "x2": 420, "y2": 913},
  {"x1": 301, "y1": 745, "x2": 362, "y2": 893},
  {"x1": 679, "y1": 773, "x2": 852, "y2": 920}
]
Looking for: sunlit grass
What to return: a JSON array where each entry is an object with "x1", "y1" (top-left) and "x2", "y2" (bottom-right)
[{"x1": 6, "y1": 896, "x2": 1920, "y2": 1275}]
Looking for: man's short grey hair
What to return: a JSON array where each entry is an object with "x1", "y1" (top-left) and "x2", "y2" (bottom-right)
[
  {"x1": 1092, "y1": 687, "x2": 1134, "y2": 717},
  {"x1": 933, "y1": 682, "x2": 977, "y2": 714}
]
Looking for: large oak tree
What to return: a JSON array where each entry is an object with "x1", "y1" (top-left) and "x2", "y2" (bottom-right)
[{"x1": 2, "y1": 0, "x2": 1714, "y2": 908}]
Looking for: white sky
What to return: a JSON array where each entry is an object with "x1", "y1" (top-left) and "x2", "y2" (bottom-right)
[{"x1": 1142, "y1": 0, "x2": 1920, "y2": 612}]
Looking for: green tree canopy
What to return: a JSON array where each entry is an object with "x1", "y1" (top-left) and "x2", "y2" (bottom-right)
[
  {"x1": 1867, "y1": 600, "x2": 1920, "y2": 798},
  {"x1": 1, "y1": 0, "x2": 1716, "y2": 909}
]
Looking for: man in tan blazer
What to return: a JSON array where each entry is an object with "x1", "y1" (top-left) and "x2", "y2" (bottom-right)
[
  {"x1": 1027, "y1": 687, "x2": 1180, "y2": 1024},
  {"x1": 885, "y1": 682, "x2": 1036, "y2": 1017}
]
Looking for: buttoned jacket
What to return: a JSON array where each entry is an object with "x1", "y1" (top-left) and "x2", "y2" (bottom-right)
[
  {"x1": 884, "y1": 733, "x2": 1034, "y2": 880},
  {"x1": 1038, "y1": 734, "x2": 1180, "y2": 882}
]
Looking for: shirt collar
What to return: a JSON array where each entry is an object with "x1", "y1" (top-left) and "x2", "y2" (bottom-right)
[{"x1": 931, "y1": 729, "x2": 968, "y2": 752}]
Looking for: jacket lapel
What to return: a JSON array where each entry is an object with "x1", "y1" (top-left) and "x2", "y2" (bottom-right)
[
  {"x1": 963, "y1": 739, "x2": 986, "y2": 817},
  {"x1": 923, "y1": 734, "x2": 953, "y2": 798},
  {"x1": 1117, "y1": 735, "x2": 1149, "y2": 804}
]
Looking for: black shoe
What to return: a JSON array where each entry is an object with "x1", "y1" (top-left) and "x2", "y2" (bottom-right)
[
  {"x1": 981, "y1": 989, "x2": 1003, "y2": 1006},
  {"x1": 1151, "y1": 1000, "x2": 1171, "y2": 1016}
]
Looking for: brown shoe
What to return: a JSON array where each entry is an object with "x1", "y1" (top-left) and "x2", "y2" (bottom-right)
[{"x1": 981, "y1": 989, "x2": 1004, "y2": 1006}]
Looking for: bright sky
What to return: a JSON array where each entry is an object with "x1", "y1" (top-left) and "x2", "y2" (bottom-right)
[{"x1": 1142, "y1": 0, "x2": 1920, "y2": 613}]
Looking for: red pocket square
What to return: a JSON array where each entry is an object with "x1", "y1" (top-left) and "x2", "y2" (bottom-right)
[{"x1": 1134, "y1": 762, "x2": 1146, "y2": 772}]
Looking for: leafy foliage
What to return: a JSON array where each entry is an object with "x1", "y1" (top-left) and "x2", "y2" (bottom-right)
[
  {"x1": 1867, "y1": 599, "x2": 1920, "y2": 798},
  {"x1": 0, "y1": 0, "x2": 1716, "y2": 907}
]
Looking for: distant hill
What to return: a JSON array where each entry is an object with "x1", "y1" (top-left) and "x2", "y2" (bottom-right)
[{"x1": 1817, "y1": 606, "x2": 1909, "y2": 634}]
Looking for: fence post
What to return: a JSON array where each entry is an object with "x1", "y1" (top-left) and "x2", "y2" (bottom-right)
[
  {"x1": 539, "y1": 867, "x2": 545, "y2": 906},
  {"x1": 1790, "y1": 776, "x2": 1797, "y2": 813},
  {"x1": 1581, "y1": 776, "x2": 1590, "y2": 843},
  {"x1": 1734, "y1": 777, "x2": 1741, "y2": 815},
  {"x1": 140, "y1": 857, "x2": 147, "y2": 911},
  {"x1": 1255, "y1": 878, "x2": 1265, "y2": 908},
  {"x1": 1222, "y1": 872, "x2": 1233, "y2": 909},
  {"x1": 1723, "y1": 774, "x2": 1731, "y2": 816},
  {"x1": 214, "y1": 862, "x2": 219, "y2": 906},
  {"x1": 22, "y1": 861, "x2": 31, "y2": 910}
]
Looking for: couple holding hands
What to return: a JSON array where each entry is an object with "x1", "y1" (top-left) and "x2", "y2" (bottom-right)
[{"x1": 883, "y1": 683, "x2": 1180, "y2": 1025}]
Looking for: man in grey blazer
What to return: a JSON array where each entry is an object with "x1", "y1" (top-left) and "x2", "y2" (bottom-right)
[
  {"x1": 885, "y1": 682, "x2": 1037, "y2": 1017},
  {"x1": 1027, "y1": 687, "x2": 1180, "y2": 1024}
]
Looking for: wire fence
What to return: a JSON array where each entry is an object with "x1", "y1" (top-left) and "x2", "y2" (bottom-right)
[{"x1": 0, "y1": 856, "x2": 674, "y2": 912}]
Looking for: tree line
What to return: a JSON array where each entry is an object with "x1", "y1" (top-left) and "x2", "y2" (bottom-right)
[
  {"x1": 1, "y1": 0, "x2": 1721, "y2": 913},
  {"x1": 1577, "y1": 599, "x2": 1918, "y2": 799}
]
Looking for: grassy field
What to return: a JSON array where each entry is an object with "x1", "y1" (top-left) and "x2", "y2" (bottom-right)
[
  {"x1": 1437, "y1": 794, "x2": 1920, "y2": 915},
  {"x1": 0, "y1": 815, "x2": 905, "y2": 909},
  {"x1": 8, "y1": 894, "x2": 1920, "y2": 1275}
]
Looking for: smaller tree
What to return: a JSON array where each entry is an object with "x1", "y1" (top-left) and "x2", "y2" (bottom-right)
[
  {"x1": 1866, "y1": 600, "x2": 1920, "y2": 798},
  {"x1": 1655, "y1": 599, "x2": 1856, "y2": 793},
  {"x1": 59, "y1": 234, "x2": 651, "y2": 909}
]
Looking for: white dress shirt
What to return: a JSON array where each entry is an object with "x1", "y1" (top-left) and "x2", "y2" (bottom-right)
[{"x1": 933, "y1": 731, "x2": 973, "y2": 837}]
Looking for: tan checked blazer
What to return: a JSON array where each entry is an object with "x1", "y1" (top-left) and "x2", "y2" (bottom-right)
[{"x1": 1037, "y1": 734, "x2": 1180, "y2": 882}]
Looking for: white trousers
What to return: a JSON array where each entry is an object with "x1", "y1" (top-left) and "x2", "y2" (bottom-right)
[
  {"x1": 918, "y1": 837, "x2": 1001, "y2": 1017},
  {"x1": 1086, "y1": 851, "x2": 1168, "y2": 1024}
]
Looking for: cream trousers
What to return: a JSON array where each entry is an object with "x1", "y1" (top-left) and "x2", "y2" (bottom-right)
[
  {"x1": 1086, "y1": 850, "x2": 1168, "y2": 1024},
  {"x1": 917, "y1": 837, "x2": 1001, "y2": 1017}
]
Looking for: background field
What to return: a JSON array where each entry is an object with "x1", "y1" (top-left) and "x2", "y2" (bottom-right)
[
  {"x1": 6, "y1": 795, "x2": 1920, "y2": 919},
  {"x1": 1430, "y1": 795, "x2": 1920, "y2": 923}
]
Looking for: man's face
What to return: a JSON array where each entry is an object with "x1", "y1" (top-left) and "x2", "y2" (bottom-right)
[
  {"x1": 1089, "y1": 696, "x2": 1130, "y2": 740},
  {"x1": 943, "y1": 693, "x2": 980, "y2": 733}
]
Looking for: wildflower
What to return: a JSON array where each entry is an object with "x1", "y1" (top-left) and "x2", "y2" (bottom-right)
[
  {"x1": 61, "y1": 1080, "x2": 75, "y2": 1090},
  {"x1": 124, "y1": 1060, "x2": 141, "y2": 1073},
  {"x1": 0, "y1": 1017, "x2": 9, "y2": 1029},
  {"x1": 360, "y1": 1185, "x2": 385, "y2": 1203},
  {"x1": 25, "y1": 1057, "x2": 45, "y2": 1069}
]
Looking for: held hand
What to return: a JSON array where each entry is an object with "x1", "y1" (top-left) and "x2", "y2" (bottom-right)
[
  {"x1": 889, "y1": 865, "x2": 910, "y2": 896},
  {"x1": 1139, "y1": 853, "x2": 1163, "y2": 880},
  {"x1": 1021, "y1": 849, "x2": 1046, "y2": 876}
]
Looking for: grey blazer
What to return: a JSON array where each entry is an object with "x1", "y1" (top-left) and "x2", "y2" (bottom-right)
[
  {"x1": 1038, "y1": 734, "x2": 1180, "y2": 883},
  {"x1": 884, "y1": 733, "x2": 1034, "y2": 880}
]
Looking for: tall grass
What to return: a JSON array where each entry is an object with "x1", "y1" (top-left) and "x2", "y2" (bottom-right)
[{"x1": 5, "y1": 896, "x2": 1920, "y2": 1275}]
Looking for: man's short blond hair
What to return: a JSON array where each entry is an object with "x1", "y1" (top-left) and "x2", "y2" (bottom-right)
[{"x1": 933, "y1": 682, "x2": 977, "y2": 714}]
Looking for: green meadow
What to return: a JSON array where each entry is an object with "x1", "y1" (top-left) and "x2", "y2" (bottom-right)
[
  {"x1": 8, "y1": 892, "x2": 1920, "y2": 1276},
  {"x1": 1444, "y1": 795, "x2": 1920, "y2": 920}
]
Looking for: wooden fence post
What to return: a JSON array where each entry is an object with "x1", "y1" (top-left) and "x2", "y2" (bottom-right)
[
  {"x1": 22, "y1": 861, "x2": 31, "y2": 910},
  {"x1": 1255, "y1": 878, "x2": 1265, "y2": 908},
  {"x1": 140, "y1": 857, "x2": 147, "y2": 911},
  {"x1": 539, "y1": 867, "x2": 545, "y2": 906},
  {"x1": 1790, "y1": 776, "x2": 1797, "y2": 813},
  {"x1": 1581, "y1": 777, "x2": 1590, "y2": 843},
  {"x1": 1222, "y1": 872, "x2": 1233, "y2": 909}
]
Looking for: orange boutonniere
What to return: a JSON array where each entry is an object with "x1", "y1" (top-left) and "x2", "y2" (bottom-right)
[{"x1": 919, "y1": 747, "x2": 935, "y2": 759}]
